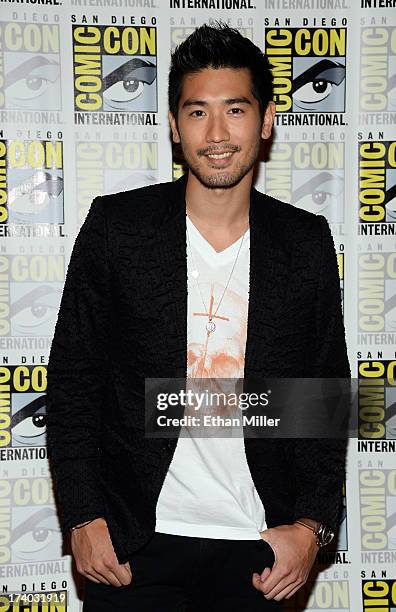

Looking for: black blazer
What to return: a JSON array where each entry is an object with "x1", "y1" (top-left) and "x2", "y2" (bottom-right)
[{"x1": 46, "y1": 173, "x2": 350, "y2": 564}]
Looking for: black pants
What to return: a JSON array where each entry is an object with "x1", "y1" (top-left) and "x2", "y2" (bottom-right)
[{"x1": 82, "y1": 531, "x2": 283, "y2": 611}]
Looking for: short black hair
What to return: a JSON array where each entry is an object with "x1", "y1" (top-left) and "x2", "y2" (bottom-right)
[{"x1": 168, "y1": 22, "x2": 273, "y2": 123}]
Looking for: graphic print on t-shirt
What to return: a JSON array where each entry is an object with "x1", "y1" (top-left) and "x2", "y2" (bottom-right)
[{"x1": 188, "y1": 281, "x2": 247, "y2": 380}]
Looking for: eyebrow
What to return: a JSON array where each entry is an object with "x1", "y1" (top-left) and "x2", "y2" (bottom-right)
[{"x1": 181, "y1": 97, "x2": 252, "y2": 108}]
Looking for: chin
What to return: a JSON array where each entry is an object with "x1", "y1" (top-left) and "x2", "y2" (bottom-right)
[{"x1": 190, "y1": 168, "x2": 247, "y2": 189}]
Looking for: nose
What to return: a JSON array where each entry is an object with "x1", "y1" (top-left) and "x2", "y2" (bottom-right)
[{"x1": 205, "y1": 111, "x2": 230, "y2": 144}]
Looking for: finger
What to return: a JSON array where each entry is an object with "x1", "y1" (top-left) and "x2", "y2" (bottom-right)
[
  {"x1": 260, "y1": 565, "x2": 273, "y2": 580},
  {"x1": 85, "y1": 571, "x2": 111, "y2": 586},
  {"x1": 252, "y1": 572, "x2": 294, "y2": 599},
  {"x1": 274, "y1": 579, "x2": 301, "y2": 601},
  {"x1": 123, "y1": 561, "x2": 132, "y2": 577},
  {"x1": 285, "y1": 581, "x2": 304, "y2": 599},
  {"x1": 251, "y1": 568, "x2": 271, "y2": 592},
  {"x1": 112, "y1": 564, "x2": 133, "y2": 586},
  {"x1": 252, "y1": 573, "x2": 269, "y2": 595},
  {"x1": 95, "y1": 567, "x2": 123, "y2": 587},
  {"x1": 263, "y1": 575, "x2": 297, "y2": 600},
  {"x1": 259, "y1": 567, "x2": 271, "y2": 582}
]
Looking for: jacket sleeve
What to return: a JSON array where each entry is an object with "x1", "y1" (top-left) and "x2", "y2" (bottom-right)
[
  {"x1": 46, "y1": 196, "x2": 110, "y2": 534},
  {"x1": 291, "y1": 214, "x2": 351, "y2": 533}
]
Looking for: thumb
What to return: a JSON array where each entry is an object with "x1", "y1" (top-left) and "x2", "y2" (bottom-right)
[
  {"x1": 260, "y1": 566, "x2": 272, "y2": 581},
  {"x1": 118, "y1": 563, "x2": 132, "y2": 583},
  {"x1": 123, "y1": 561, "x2": 132, "y2": 576}
]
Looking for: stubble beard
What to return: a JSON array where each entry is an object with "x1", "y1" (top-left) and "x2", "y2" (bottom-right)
[{"x1": 181, "y1": 137, "x2": 261, "y2": 189}]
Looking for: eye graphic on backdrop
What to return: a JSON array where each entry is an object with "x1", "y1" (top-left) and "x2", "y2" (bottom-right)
[
  {"x1": 386, "y1": 499, "x2": 396, "y2": 549},
  {"x1": 11, "y1": 285, "x2": 62, "y2": 336},
  {"x1": 11, "y1": 507, "x2": 61, "y2": 562},
  {"x1": 387, "y1": 72, "x2": 396, "y2": 110},
  {"x1": 292, "y1": 59, "x2": 346, "y2": 112},
  {"x1": 385, "y1": 294, "x2": 396, "y2": 333},
  {"x1": 293, "y1": 172, "x2": 344, "y2": 221},
  {"x1": 386, "y1": 399, "x2": 396, "y2": 440},
  {"x1": 5, "y1": 56, "x2": 60, "y2": 108},
  {"x1": 384, "y1": 183, "x2": 396, "y2": 222},
  {"x1": 8, "y1": 171, "x2": 63, "y2": 217},
  {"x1": 102, "y1": 58, "x2": 157, "y2": 110},
  {"x1": 11, "y1": 394, "x2": 46, "y2": 447}
]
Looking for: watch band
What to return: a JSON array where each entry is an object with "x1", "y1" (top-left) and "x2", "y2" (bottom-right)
[{"x1": 294, "y1": 520, "x2": 334, "y2": 547}]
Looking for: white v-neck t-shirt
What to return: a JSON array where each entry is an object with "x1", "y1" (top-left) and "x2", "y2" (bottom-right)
[{"x1": 154, "y1": 215, "x2": 267, "y2": 539}]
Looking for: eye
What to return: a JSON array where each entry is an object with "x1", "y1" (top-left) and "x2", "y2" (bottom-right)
[
  {"x1": 103, "y1": 79, "x2": 144, "y2": 103},
  {"x1": 13, "y1": 300, "x2": 57, "y2": 328},
  {"x1": 102, "y1": 58, "x2": 156, "y2": 108},
  {"x1": 11, "y1": 509, "x2": 61, "y2": 560},
  {"x1": 5, "y1": 57, "x2": 60, "y2": 102},
  {"x1": 293, "y1": 79, "x2": 334, "y2": 104},
  {"x1": 15, "y1": 525, "x2": 54, "y2": 554},
  {"x1": 190, "y1": 109, "x2": 205, "y2": 117},
  {"x1": 229, "y1": 107, "x2": 243, "y2": 114},
  {"x1": 7, "y1": 76, "x2": 51, "y2": 101},
  {"x1": 13, "y1": 411, "x2": 46, "y2": 440},
  {"x1": 11, "y1": 285, "x2": 62, "y2": 335},
  {"x1": 293, "y1": 173, "x2": 344, "y2": 220},
  {"x1": 298, "y1": 190, "x2": 335, "y2": 212},
  {"x1": 292, "y1": 60, "x2": 345, "y2": 107}
]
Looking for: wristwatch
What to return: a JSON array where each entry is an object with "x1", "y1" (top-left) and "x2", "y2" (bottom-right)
[{"x1": 294, "y1": 519, "x2": 335, "y2": 547}]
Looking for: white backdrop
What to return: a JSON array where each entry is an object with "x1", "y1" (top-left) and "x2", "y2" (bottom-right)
[{"x1": 0, "y1": 1, "x2": 395, "y2": 609}]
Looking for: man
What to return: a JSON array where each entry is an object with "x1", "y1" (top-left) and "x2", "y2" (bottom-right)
[{"x1": 46, "y1": 23, "x2": 350, "y2": 610}]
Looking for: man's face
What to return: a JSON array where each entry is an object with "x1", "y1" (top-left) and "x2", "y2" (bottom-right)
[{"x1": 168, "y1": 67, "x2": 275, "y2": 189}]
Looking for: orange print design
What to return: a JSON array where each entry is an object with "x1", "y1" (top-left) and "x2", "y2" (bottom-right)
[{"x1": 187, "y1": 282, "x2": 247, "y2": 380}]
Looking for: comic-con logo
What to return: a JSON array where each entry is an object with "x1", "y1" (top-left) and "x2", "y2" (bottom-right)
[
  {"x1": 0, "y1": 139, "x2": 64, "y2": 225},
  {"x1": 358, "y1": 253, "x2": 396, "y2": 337},
  {"x1": 0, "y1": 22, "x2": 61, "y2": 110},
  {"x1": 359, "y1": 469, "x2": 396, "y2": 552},
  {"x1": 358, "y1": 140, "x2": 396, "y2": 224},
  {"x1": 75, "y1": 139, "x2": 158, "y2": 222},
  {"x1": 360, "y1": 26, "x2": 396, "y2": 113},
  {"x1": 0, "y1": 366, "x2": 47, "y2": 449},
  {"x1": 263, "y1": 141, "x2": 345, "y2": 225},
  {"x1": 72, "y1": 25, "x2": 157, "y2": 112},
  {"x1": 0, "y1": 254, "x2": 64, "y2": 337},
  {"x1": 264, "y1": 28, "x2": 346, "y2": 113},
  {"x1": 0, "y1": 475, "x2": 62, "y2": 565},
  {"x1": 358, "y1": 361, "x2": 396, "y2": 441},
  {"x1": 361, "y1": 579, "x2": 396, "y2": 610}
]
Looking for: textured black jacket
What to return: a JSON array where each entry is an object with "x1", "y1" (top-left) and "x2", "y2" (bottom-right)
[{"x1": 46, "y1": 173, "x2": 350, "y2": 564}]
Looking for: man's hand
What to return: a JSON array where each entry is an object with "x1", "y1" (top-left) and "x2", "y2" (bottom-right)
[
  {"x1": 252, "y1": 523, "x2": 319, "y2": 601},
  {"x1": 71, "y1": 517, "x2": 132, "y2": 587}
]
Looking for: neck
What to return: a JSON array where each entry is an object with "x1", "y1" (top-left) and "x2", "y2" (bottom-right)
[{"x1": 185, "y1": 169, "x2": 252, "y2": 230}]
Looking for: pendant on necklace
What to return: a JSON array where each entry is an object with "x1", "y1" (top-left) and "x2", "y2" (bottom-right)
[
  {"x1": 206, "y1": 320, "x2": 216, "y2": 333},
  {"x1": 192, "y1": 269, "x2": 199, "y2": 279}
]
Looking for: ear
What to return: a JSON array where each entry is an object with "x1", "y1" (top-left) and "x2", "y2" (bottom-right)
[
  {"x1": 261, "y1": 101, "x2": 276, "y2": 140},
  {"x1": 168, "y1": 111, "x2": 181, "y2": 144}
]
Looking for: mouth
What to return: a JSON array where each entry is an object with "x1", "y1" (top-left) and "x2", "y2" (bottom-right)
[
  {"x1": 204, "y1": 150, "x2": 236, "y2": 167},
  {"x1": 205, "y1": 151, "x2": 234, "y2": 159}
]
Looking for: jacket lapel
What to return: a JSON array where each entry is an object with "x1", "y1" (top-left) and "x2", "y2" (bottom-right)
[{"x1": 156, "y1": 174, "x2": 291, "y2": 379}]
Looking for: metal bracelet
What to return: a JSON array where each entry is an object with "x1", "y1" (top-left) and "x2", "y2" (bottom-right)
[{"x1": 70, "y1": 519, "x2": 96, "y2": 532}]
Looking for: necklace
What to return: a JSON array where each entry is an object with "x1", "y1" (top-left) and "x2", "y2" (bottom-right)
[{"x1": 186, "y1": 211, "x2": 249, "y2": 335}]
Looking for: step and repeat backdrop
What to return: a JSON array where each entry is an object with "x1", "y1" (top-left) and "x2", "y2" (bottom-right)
[{"x1": 0, "y1": 0, "x2": 395, "y2": 610}]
